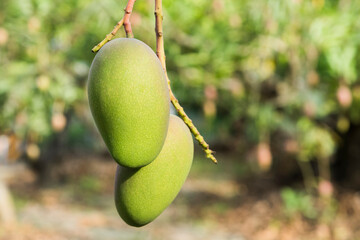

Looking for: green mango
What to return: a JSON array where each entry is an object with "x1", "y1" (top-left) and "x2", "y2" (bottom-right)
[
  {"x1": 88, "y1": 38, "x2": 170, "y2": 168},
  {"x1": 114, "y1": 115, "x2": 194, "y2": 227}
]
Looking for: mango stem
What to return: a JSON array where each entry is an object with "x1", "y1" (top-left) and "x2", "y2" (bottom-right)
[
  {"x1": 91, "y1": 0, "x2": 136, "y2": 53},
  {"x1": 154, "y1": 0, "x2": 217, "y2": 164},
  {"x1": 123, "y1": 0, "x2": 136, "y2": 38}
]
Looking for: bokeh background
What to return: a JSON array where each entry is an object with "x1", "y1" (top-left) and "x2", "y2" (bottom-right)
[{"x1": 1, "y1": 0, "x2": 360, "y2": 239}]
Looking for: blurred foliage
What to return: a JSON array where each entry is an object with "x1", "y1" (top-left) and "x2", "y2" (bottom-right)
[
  {"x1": 78, "y1": 175, "x2": 102, "y2": 194},
  {"x1": 281, "y1": 186, "x2": 338, "y2": 222},
  {"x1": 281, "y1": 187, "x2": 317, "y2": 219},
  {"x1": 1, "y1": 0, "x2": 360, "y2": 188}
]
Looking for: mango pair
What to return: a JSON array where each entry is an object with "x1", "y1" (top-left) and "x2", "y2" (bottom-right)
[{"x1": 88, "y1": 38, "x2": 193, "y2": 227}]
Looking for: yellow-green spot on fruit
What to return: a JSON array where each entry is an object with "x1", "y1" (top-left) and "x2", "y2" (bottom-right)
[
  {"x1": 114, "y1": 115, "x2": 194, "y2": 227},
  {"x1": 88, "y1": 38, "x2": 170, "y2": 168}
]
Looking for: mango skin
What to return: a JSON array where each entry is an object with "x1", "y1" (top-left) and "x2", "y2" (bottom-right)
[
  {"x1": 88, "y1": 38, "x2": 170, "y2": 168},
  {"x1": 114, "y1": 115, "x2": 194, "y2": 227}
]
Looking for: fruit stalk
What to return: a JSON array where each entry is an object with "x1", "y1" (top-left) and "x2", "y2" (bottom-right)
[
  {"x1": 154, "y1": 0, "x2": 217, "y2": 163},
  {"x1": 92, "y1": 18, "x2": 124, "y2": 52},
  {"x1": 92, "y1": 0, "x2": 136, "y2": 53},
  {"x1": 123, "y1": 0, "x2": 136, "y2": 38},
  {"x1": 154, "y1": 2, "x2": 166, "y2": 80}
]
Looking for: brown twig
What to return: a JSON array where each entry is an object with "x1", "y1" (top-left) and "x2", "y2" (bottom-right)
[
  {"x1": 91, "y1": 0, "x2": 136, "y2": 53},
  {"x1": 154, "y1": 2, "x2": 166, "y2": 76},
  {"x1": 123, "y1": 0, "x2": 136, "y2": 38},
  {"x1": 155, "y1": 0, "x2": 217, "y2": 163}
]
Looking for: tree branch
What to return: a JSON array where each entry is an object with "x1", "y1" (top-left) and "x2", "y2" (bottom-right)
[
  {"x1": 154, "y1": 0, "x2": 217, "y2": 163},
  {"x1": 92, "y1": 18, "x2": 125, "y2": 53},
  {"x1": 92, "y1": 0, "x2": 136, "y2": 53},
  {"x1": 123, "y1": 0, "x2": 136, "y2": 38}
]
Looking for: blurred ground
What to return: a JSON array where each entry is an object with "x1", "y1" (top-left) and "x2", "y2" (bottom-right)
[{"x1": 1, "y1": 153, "x2": 360, "y2": 240}]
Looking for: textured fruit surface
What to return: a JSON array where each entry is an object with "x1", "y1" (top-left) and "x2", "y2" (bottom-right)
[
  {"x1": 88, "y1": 38, "x2": 170, "y2": 168},
  {"x1": 114, "y1": 115, "x2": 194, "y2": 227}
]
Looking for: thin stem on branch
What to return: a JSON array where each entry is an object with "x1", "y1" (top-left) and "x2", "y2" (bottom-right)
[
  {"x1": 92, "y1": 0, "x2": 136, "y2": 53},
  {"x1": 123, "y1": 0, "x2": 136, "y2": 38},
  {"x1": 92, "y1": 18, "x2": 125, "y2": 53},
  {"x1": 155, "y1": 0, "x2": 217, "y2": 163},
  {"x1": 154, "y1": 3, "x2": 166, "y2": 74}
]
